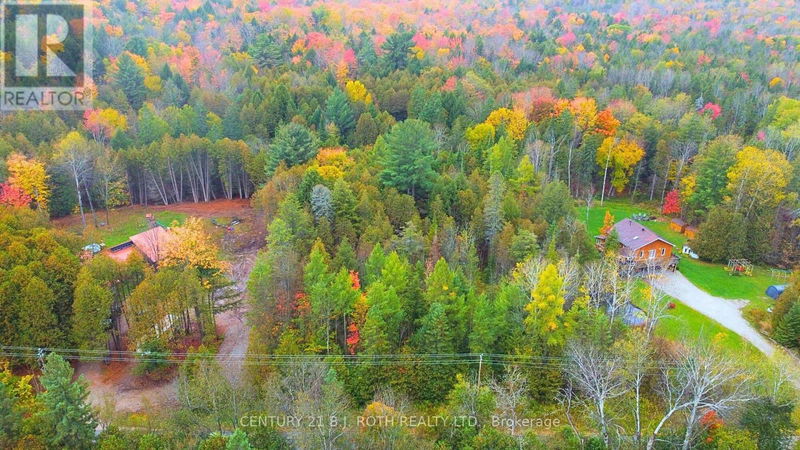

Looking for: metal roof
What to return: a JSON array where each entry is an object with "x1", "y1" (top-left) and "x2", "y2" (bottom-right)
[{"x1": 614, "y1": 218, "x2": 674, "y2": 251}]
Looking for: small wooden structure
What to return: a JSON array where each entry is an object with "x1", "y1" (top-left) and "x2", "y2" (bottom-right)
[
  {"x1": 684, "y1": 225, "x2": 698, "y2": 240},
  {"x1": 727, "y1": 258, "x2": 753, "y2": 276},
  {"x1": 669, "y1": 218, "x2": 686, "y2": 233}
]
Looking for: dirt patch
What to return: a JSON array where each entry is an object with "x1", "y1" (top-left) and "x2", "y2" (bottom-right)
[{"x1": 77, "y1": 360, "x2": 179, "y2": 414}]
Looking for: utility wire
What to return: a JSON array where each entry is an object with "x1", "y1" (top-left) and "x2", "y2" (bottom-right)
[{"x1": 0, "y1": 345, "x2": 688, "y2": 369}]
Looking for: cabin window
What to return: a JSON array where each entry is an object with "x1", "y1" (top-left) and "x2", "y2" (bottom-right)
[
  {"x1": 639, "y1": 250, "x2": 644, "y2": 258},
  {"x1": 648, "y1": 249, "x2": 656, "y2": 259},
  {"x1": 660, "y1": 248, "x2": 666, "y2": 256}
]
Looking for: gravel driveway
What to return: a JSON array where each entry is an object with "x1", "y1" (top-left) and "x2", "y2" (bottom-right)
[{"x1": 650, "y1": 271, "x2": 776, "y2": 356}]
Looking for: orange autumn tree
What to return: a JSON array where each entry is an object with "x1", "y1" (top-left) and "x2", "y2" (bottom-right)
[
  {"x1": 600, "y1": 210, "x2": 615, "y2": 235},
  {"x1": 595, "y1": 109, "x2": 620, "y2": 136}
]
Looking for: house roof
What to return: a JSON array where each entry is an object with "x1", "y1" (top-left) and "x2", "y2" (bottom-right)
[
  {"x1": 129, "y1": 226, "x2": 173, "y2": 263},
  {"x1": 614, "y1": 218, "x2": 674, "y2": 251},
  {"x1": 671, "y1": 218, "x2": 686, "y2": 226}
]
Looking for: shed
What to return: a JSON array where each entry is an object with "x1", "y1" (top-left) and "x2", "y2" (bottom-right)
[
  {"x1": 669, "y1": 218, "x2": 686, "y2": 233},
  {"x1": 684, "y1": 225, "x2": 698, "y2": 240},
  {"x1": 766, "y1": 285, "x2": 788, "y2": 300}
]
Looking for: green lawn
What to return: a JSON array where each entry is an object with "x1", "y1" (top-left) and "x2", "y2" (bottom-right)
[
  {"x1": 655, "y1": 297, "x2": 758, "y2": 356},
  {"x1": 91, "y1": 211, "x2": 187, "y2": 247},
  {"x1": 581, "y1": 198, "x2": 652, "y2": 237}
]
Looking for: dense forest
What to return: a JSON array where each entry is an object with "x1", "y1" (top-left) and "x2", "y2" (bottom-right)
[{"x1": 1, "y1": 0, "x2": 800, "y2": 448}]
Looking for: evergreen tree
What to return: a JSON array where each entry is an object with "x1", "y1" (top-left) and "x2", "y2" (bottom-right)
[
  {"x1": 251, "y1": 35, "x2": 284, "y2": 69},
  {"x1": 484, "y1": 173, "x2": 506, "y2": 253},
  {"x1": 379, "y1": 119, "x2": 437, "y2": 199},
  {"x1": 356, "y1": 32, "x2": 378, "y2": 68},
  {"x1": 773, "y1": 302, "x2": 800, "y2": 348},
  {"x1": 37, "y1": 353, "x2": 97, "y2": 449},
  {"x1": 115, "y1": 53, "x2": 146, "y2": 110},
  {"x1": 267, "y1": 123, "x2": 319, "y2": 174},
  {"x1": 304, "y1": 241, "x2": 333, "y2": 352},
  {"x1": 538, "y1": 180, "x2": 575, "y2": 225},
  {"x1": 223, "y1": 103, "x2": 244, "y2": 140},
  {"x1": 324, "y1": 88, "x2": 356, "y2": 138},
  {"x1": 354, "y1": 113, "x2": 380, "y2": 147},
  {"x1": 332, "y1": 239, "x2": 357, "y2": 272},
  {"x1": 412, "y1": 302, "x2": 456, "y2": 402},
  {"x1": 740, "y1": 397, "x2": 795, "y2": 450},
  {"x1": 0, "y1": 382, "x2": 19, "y2": 447},
  {"x1": 264, "y1": 85, "x2": 295, "y2": 137},
  {"x1": 310, "y1": 184, "x2": 334, "y2": 222},
  {"x1": 71, "y1": 271, "x2": 113, "y2": 350},
  {"x1": 381, "y1": 27, "x2": 415, "y2": 72},
  {"x1": 364, "y1": 243, "x2": 387, "y2": 286},
  {"x1": 226, "y1": 428, "x2": 253, "y2": 450},
  {"x1": 363, "y1": 281, "x2": 404, "y2": 351}
]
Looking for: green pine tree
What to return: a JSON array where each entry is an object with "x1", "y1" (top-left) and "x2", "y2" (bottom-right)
[
  {"x1": 364, "y1": 243, "x2": 386, "y2": 286},
  {"x1": 324, "y1": 88, "x2": 356, "y2": 137},
  {"x1": 267, "y1": 123, "x2": 319, "y2": 174},
  {"x1": 0, "y1": 382, "x2": 20, "y2": 447},
  {"x1": 71, "y1": 272, "x2": 113, "y2": 350},
  {"x1": 37, "y1": 353, "x2": 97, "y2": 449},
  {"x1": 115, "y1": 53, "x2": 146, "y2": 110},
  {"x1": 379, "y1": 119, "x2": 436, "y2": 199},
  {"x1": 774, "y1": 302, "x2": 800, "y2": 348}
]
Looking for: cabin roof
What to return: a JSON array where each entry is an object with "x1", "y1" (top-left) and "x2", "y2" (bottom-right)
[
  {"x1": 614, "y1": 218, "x2": 674, "y2": 251},
  {"x1": 129, "y1": 226, "x2": 172, "y2": 263}
]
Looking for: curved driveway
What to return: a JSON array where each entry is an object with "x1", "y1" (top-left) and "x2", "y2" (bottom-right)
[{"x1": 651, "y1": 271, "x2": 776, "y2": 356}]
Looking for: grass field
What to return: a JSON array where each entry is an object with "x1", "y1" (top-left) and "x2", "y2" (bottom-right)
[
  {"x1": 655, "y1": 297, "x2": 758, "y2": 355},
  {"x1": 83, "y1": 210, "x2": 187, "y2": 247}
]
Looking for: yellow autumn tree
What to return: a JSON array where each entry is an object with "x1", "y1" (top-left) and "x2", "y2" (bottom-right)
[
  {"x1": 600, "y1": 210, "x2": 615, "y2": 235},
  {"x1": 726, "y1": 146, "x2": 792, "y2": 216},
  {"x1": 6, "y1": 153, "x2": 50, "y2": 210},
  {"x1": 524, "y1": 263, "x2": 568, "y2": 346},
  {"x1": 484, "y1": 107, "x2": 529, "y2": 141},
  {"x1": 344, "y1": 79, "x2": 372, "y2": 104},
  {"x1": 161, "y1": 217, "x2": 229, "y2": 286},
  {"x1": 569, "y1": 97, "x2": 599, "y2": 131},
  {"x1": 596, "y1": 137, "x2": 645, "y2": 193}
]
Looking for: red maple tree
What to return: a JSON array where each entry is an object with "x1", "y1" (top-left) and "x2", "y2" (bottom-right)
[
  {"x1": 662, "y1": 190, "x2": 681, "y2": 215},
  {"x1": 0, "y1": 182, "x2": 31, "y2": 207}
]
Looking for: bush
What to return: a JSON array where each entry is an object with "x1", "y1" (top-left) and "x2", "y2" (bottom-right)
[
  {"x1": 693, "y1": 206, "x2": 746, "y2": 262},
  {"x1": 133, "y1": 339, "x2": 172, "y2": 379}
]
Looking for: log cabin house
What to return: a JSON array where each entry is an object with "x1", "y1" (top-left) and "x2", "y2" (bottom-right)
[{"x1": 597, "y1": 219, "x2": 678, "y2": 271}]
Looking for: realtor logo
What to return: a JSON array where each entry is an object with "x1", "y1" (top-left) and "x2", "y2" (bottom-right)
[{"x1": 1, "y1": 0, "x2": 92, "y2": 110}]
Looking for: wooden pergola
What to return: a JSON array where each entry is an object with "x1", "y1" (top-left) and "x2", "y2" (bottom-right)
[{"x1": 727, "y1": 258, "x2": 753, "y2": 276}]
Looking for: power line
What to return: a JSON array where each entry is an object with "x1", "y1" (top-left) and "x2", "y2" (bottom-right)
[{"x1": 0, "y1": 345, "x2": 689, "y2": 369}]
